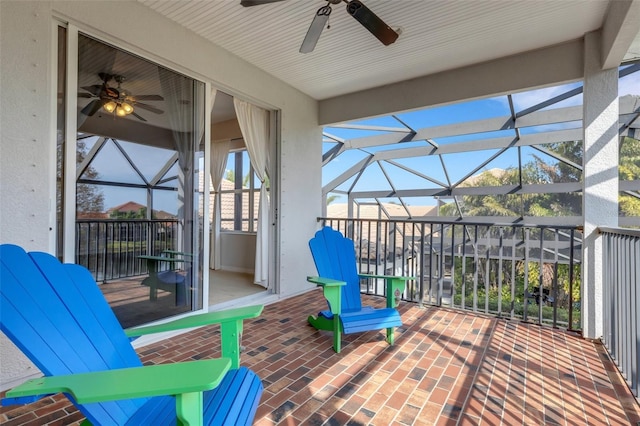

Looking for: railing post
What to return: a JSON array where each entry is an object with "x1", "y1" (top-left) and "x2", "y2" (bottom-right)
[
  {"x1": 102, "y1": 222, "x2": 108, "y2": 283},
  {"x1": 497, "y1": 227, "x2": 503, "y2": 317},
  {"x1": 634, "y1": 235, "x2": 640, "y2": 399},
  {"x1": 510, "y1": 228, "x2": 517, "y2": 320},
  {"x1": 568, "y1": 229, "x2": 575, "y2": 331},
  {"x1": 472, "y1": 225, "x2": 478, "y2": 313},
  {"x1": 523, "y1": 228, "x2": 530, "y2": 323},
  {"x1": 461, "y1": 225, "x2": 467, "y2": 311},
  {"x1": 538, "y1": 228, "x2": 544, "y2": 325},
  {"x1": 418, "y1": 223, "x2": 425, "y2": 308}
]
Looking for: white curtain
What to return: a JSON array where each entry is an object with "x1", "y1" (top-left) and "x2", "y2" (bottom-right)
[
  {"x1": 233, "y1": 99, "x2": 270, "y2": 288},
  {"x1": 159, "y1": 70, "x2": 205, "y2": 255},
  {"x1": 209, "y1": 138, "x2": 230, "y2": 269}
]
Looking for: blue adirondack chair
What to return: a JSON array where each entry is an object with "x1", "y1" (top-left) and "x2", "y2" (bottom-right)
[
  {"x1": 307, "y1": 226, "x2": 414, "y2": 353},
  {"x1": 0, "y1": 244, "x2": 263, "y2": 426}
]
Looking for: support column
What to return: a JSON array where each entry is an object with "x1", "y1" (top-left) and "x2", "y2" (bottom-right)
[{"x1": 582, "y1": 31, "x2": 619, "y2": 339}]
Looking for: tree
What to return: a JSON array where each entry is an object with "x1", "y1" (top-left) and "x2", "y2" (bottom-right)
[
  {"x1": 326, "y1": 195, "x2": 339, "y2": 205},
  {"x1": 109, "y1": 207, "x2": 147, "y2": 219},
  {"x1": 440, "y1": 141, "x2": 584, "y2": 218},
  {"x1": 61, "y1": 139, "x2": 104, "y2": 215},
  {"x1": 619, "y1": 137, "x2": 640, "y2": 217}
]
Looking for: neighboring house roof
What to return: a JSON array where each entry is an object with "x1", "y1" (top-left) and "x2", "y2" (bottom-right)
[
  {"x1": 107, "y1": 201, "x2": 176, "y2": 220},
  {"x1": 209, "y1": 178, "x2": 259, "y2": 232},
  {"x1": 107, "y1": 201, "x2": 146, "y2": 214},
  {"x1": 326, "y1": 203, "x2": 440, "y2": 257},
  {"x1": 327, "y1": 203, "x2": 437, "y2": 219},
  {"x1": 77, "y1": 211, "x2": 110, "y2": 219},
  {"x1": 153, "y1": 210, "x2": 176, "y2": 220}
]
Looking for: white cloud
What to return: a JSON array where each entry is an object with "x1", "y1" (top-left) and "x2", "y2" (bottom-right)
[
  {"x1": 510, "y1": 83, "x2": 583, "y2": 112},
  {"x1": 619, "y1": 70, "x2": 640, "y2": 97}
]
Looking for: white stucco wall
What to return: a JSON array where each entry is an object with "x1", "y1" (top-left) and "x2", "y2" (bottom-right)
[
  {"x1": 220, "y1": 232, "x2": 256, "y2": 273},
  {"x1": 0, "y1": 0, "x2": 56, "y2": 392},
  {"x1": 0, "y1": 0, "x2": 321, "y2": 390}
]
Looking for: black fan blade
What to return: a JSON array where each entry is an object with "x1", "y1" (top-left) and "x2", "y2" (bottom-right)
[
  {"x1": 135, "y1": 102, "x2": 164, "y2": 115},
  {"x1": 134, "y1": 94, "x2": 164, "y2": 101},
  {"x1": 300, "y1": 5, "x2": 332, "y2": 54},
  {"x1": 131, "y1": 111, "x2": 148, "y2": 122},
  {"x1": 346, "y1": 0, "x2": 399, "y2": 46},
  {"x1": 81, "y1": 85, "x2": 102, "y2": 96},
  {"x1": 241, "y1": 0, "x2": 285, "y2": 6},
  {"x1": 78, "y1": 93, "x2": 94, "y2": 98},
  {"x1": 81, "y1": 99, "x2": 102, "y2": 117}
]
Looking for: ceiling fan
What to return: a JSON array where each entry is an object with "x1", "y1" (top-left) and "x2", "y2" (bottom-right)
[
  {"x1": 78, "y1": 73, "x2": 164, "y2": 122},
  {"x1": 241, "y1": 0, "x2": 399, "y2": 53}
]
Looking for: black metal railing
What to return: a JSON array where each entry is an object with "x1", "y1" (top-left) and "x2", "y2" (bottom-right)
[
  {"x1": 76, "y1": 219, "x2": 181, "y2": 282},
  {"x1": 600, "y1": 226, "x2": 640, "y2": 400},
  {"x1": 320, "y1": 217, "x2": 582, "y2": 330}
]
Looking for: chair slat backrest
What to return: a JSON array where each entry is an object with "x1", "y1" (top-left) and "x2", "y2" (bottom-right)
[
  {"x1": 0, "y1": 244, "x2": 146, "y2": 425},
  {"x1": 309, "y1": 227, "x2": 362, "y2": 312}
]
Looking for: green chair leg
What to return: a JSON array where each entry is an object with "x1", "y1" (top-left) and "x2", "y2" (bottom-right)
[
  {"x1": 334, "y1": 315, "x2": 341, "y2": 353},
  {"x1": 387, "y1": 327, "x2": 394, "y2": 346},
  {"x1": 176, "y1": 391, "x2": 203, "y2": 426}
]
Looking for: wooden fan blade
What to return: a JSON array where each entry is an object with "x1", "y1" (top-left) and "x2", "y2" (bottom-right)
[
  {"x1": 346, "y1": 0, "x2": 399, "y2": 46},
  {"x1": 81, "y1": 99, "x2": 102, "y2": 117},
  {"x1": 131, "y1": 111, "x2": 148, "y2": 122},
  {"x1": 135, "y1": 94, "x2": 164, "y2": 101},
  {"x1": 135, "y1": 102, "x2": 164, "y2": 115},
  {"x1": 241, "y1": 0, "x2": 286, "y2": 6},
  {"x1": 300, "y1": 5, "x2": 331, "y2": 54}
]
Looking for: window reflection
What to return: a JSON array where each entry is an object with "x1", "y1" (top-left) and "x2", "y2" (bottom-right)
[{"x1": 72, "y1": 34, "x2": 205, "y2": 328}]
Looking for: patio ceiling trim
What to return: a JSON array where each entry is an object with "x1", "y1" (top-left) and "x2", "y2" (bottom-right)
[
  {"x1": 319, "y1": 39, "x2": 584, "y2": 125},
  {"x1": 601, "y1": 0, "x2": 640, "y2": 68}
]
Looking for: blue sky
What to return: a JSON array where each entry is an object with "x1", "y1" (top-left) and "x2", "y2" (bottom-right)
[{"x1": 321, "y1": 68, "x2": 640, "y2": 206}]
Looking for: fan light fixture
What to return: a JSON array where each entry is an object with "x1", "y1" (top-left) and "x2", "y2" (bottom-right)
[
  {"x1": 80, "y1": 73, "x2": 164, "y2": 122},
  {"x1": 103, "y1": 100, "x2": 134, "y2": 116},
  {"x1": 101, "y1": 76, "x2": 135, "y2": 117}
]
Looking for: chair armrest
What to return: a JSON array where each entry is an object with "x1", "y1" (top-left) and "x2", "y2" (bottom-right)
[
  {"x1": 358, "y1": 274, "x2": 414, "y2": 308},
  {"x1": 125, "y1": 305, "x2": 263, "y2": 369},
  {"x1": 357, "y1": 274, "x2": 414, "y2": 281},
  {"x1": 306, "y1": 276, "x2": 346, "y2": 287},
  {"x1": 125, "y1": 305, "x2": 263, "y2": 337},
  {"x1": 3, "y1": 358, "x2": 230, "y2": 405},
  {"x1": 307, "y1": 276, "x2": 345, "y2": 315}
]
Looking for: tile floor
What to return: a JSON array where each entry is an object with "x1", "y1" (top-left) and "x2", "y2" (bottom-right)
[{"x1": 1, "y1": 290, "x2": 639, "y2": 425}]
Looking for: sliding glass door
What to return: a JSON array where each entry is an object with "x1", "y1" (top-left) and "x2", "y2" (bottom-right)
[{"x1": 58, "y1": 29, "x2": 206, "y2": 327}]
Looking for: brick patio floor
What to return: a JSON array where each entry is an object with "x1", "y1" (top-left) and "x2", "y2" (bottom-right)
[{"x1": 2, "y1": 290, "x2": 639, "y2": 425}]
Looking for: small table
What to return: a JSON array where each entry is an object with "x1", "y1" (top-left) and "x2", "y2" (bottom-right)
[
  {"x1": 138, "y1": 255, "x2": 188, "y2": 304},
  {"x1": 161, "y1": 250, "x2": 193, "y2": 259}
]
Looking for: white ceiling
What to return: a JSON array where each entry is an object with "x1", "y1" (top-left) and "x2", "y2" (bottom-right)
[{"x1": 137, "y1": 0, "x2": 636, "y2": 103}]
